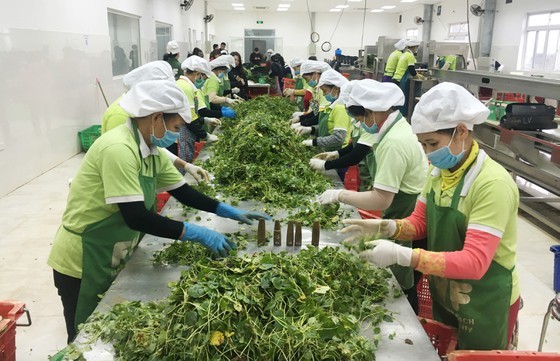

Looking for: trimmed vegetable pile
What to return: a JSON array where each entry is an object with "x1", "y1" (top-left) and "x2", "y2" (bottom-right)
[
  {"x1": 203, "y1": 96, "x2": 331, "y2": 209},
  {"x1": 79, "y1": 247, "x2": 393, "y2": 360}
]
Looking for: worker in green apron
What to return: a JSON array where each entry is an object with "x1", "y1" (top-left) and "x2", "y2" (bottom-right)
[
  {"x1": 309, "y1": 80, "x2": 374, "y2": 190},
  {"x1": 102, "y1": 60, "x2": 211, "y2": 182},
  {"x1": 319, "y1": 79, "x2": 427, "y2": 310},
  {"x1": 392, "y1": 39, "x2": 421, "y2": 117},
  {"x1": 284, "y1": 58, "x2": 306, "y2": 111},
  {"x1": 382, "y1": 38, "x2": 407, "y2": 83},
  {"x1": 48, "y1": 80, "x2": 270, "y2": 344},
  {"x1": 163, "y1": 40, "x2": 183, "y2": 80},
  {"x1": 436, "y1": 54, "x2": 457, "y2": 70},
  {"x1": 295, "y1": 69, "x2": 351, "y2": 154},
  {"x1": 203, "y1": 55, "x2": 241, "y2": 109},
  {"x1": 288, "y1": 60, "x2": 331, "y2": 127},
  {"x1": 344, "y1": 82, "x2": 520, "y2": 350}
]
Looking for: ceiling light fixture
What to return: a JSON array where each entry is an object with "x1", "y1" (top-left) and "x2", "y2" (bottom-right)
[
  {"x1": 381, "y1": 5, "x2": 396, "y2": 9},
  {"x1": 277, "y1": 8, "x2": 288, "y2": 11},
  {"x1": 400, "y1": 0, "x2": 417, "y2": 3},
  {"x1": 371, "y1": 9, "x2": 384, "y2": 12},
  {"x1": 231, "y1": 3, "x2": 243, "y2": 6},
  {"x1": 336, "y1": 4, "x2": 349, "y2": 8},
  {"x1": 329, "y1": 8, "x2": 342, "y2": 12},
  {"x1": 233, "y1": 6, "x2": 245, "y2": 10}
]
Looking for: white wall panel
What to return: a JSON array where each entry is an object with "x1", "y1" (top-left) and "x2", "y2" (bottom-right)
[{"x1": 0, "y1": 0, "x2": 208, "y2": 197}]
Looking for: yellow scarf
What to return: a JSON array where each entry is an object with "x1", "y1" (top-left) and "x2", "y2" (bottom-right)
[{"x1": 440, "y1": 140, "x2": 479, "y2": 191}]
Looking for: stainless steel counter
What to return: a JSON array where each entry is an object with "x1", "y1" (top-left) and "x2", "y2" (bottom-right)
[{"x1": 74, "y1": 155, "x2": 439, "y2": 360}]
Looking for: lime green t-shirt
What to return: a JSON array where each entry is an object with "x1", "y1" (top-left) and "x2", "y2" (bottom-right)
[
  {"x1": 327, "y1": 103, "x2": 352, "y2": 147},
  {"x1": 177, "y1": 77, "x2": 200, "y2": 121},
  {"x1": 47, "y1": 122, "x2": 184, "y2": 278},
  {"x1": 384, "y1": 49, "x2": 403, "y2": 77},
  {"x1": 393, "y1": 50, "x2": 416, "y2": 82},
  {"x1": 372, "y1": 112, "x2": 427, "y2": 194},
  {"x1": 420, "y1": 153, "x2": 520, "y2": 304},
  {"x1": 101, "y1": 95, "x2": 128, "y2": 134}
]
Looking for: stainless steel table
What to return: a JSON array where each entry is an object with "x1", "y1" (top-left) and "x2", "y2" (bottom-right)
[{"x1": 74, "y1": 153, "x2": 439, "y2": 360}]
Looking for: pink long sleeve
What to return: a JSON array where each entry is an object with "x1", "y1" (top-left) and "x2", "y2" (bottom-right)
[
  {"x1": 394, "y1": 200, "x2": 427, "y2": 241},
  {"x1": 415, "y1": 229, "x2": 501, "y2": 279}
]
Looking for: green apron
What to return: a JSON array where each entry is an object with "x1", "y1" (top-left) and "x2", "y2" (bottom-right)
[
  {"x1": 295, "y1": 77, "x2": 304, "y2": 111},
  {"x1": 72, "y1": 122, "x2": 157, "y2": 328},
  {"x1": 426, "y1": 168, "x2": 513, "y2": 350},
  {"x1": 223, "y1": 77, "x2": 231, "y2": 94},
  {"x1": 203, "y1": 77, "x2": 225, "y2": 109},
  {"x1": 350, "y1": 123, "x2": 373, "y2": 192},
  {"x1": 317, "y1": 108, "x2": 340, "y2": 152},
  {"x1": 398, "y1": 68, "x2": 412, "y2": 118},
  {"x1": 366, "y1": 114, "x2": 417, "y2": 290}
]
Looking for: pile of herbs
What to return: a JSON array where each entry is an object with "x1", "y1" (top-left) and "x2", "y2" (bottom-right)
[
  {"x1": 79, "y1": 247, "x2": 393, "y2": 360},
  {"x1": 285, "y1": 202, "x2": 351, "y2": 231},
  {"x1": 203, "y1": 96, "x2": 331, "y2": 209}
]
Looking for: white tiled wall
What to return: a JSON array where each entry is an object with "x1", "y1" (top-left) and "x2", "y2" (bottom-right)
[{"x1": 0, "y1": 0, "x2": 214, "y2": 197}]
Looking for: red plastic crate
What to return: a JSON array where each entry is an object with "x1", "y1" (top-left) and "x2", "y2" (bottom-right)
[
  {"x1": 343, "y1": 165, "x2": 360, "y2": 191},
  {"x1": 283, "y1": 77, "x2": 295, "y2": 89},
  {"x1": 448, "y1": 350, "x2": 560, "y2": 360},
  {"x1": 0, "y1": 301, "x2": 28, "y2": 361},
  {"x1": 419, "y1": 317, "x2": 458, "y2": 357},
  {"x1": 0, "y1": 319, "x2": 16, "y2": 361},
  {"x1": 417, "y1": 274, "x2": 433, "y2": 319},
  {"x1": 193, "y1": 141, "x2": 206, "y2": 160},
  {"x1": 156, "y1": 192, "x2": 171, "y2": 213}
]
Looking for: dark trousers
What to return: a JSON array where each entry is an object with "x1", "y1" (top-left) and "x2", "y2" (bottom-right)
[{"x1": 53, "y1": 269, "x2": 81, "y2": 344}]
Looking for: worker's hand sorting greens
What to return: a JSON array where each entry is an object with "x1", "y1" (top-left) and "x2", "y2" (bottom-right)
[{"x1": 48, "y1": 79, "x2": 271, "y2": 344}]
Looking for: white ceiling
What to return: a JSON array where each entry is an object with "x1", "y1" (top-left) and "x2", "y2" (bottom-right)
[{"x1": 207, "y1": 0, "x2": 437, "y2": 13}]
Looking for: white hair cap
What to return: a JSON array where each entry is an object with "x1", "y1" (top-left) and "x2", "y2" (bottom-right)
[
  {"x1": 166, "y1": 40, "x2": 180, "y2": 54},
  {"x1": 411, "y1": 82, "x2": 490, "y2": 134},
  {"x1": 210, "y1": 55, "x2": 234, "y2": 69},
  {"x1": 347, "y1": 79, "x2": 405, "y2": 111},
  {"x1": 290, "y1": 57, "x2": 305, "y2": 68},
  {"x1": 119, "y1": 80, "x2": 191, "y2": 123},
  {"x1": 266, "y1": 49, "x2": 274, "y2": 54},
  {"x1": 332, "y1": 80, "x2": 358, "y2": 107},
  {"x1": 123, "y1": 61, "x2": 174, "y2": 90},
  {"x1": 181, "y1": 56, "x2": 212, "y2": 76},
  {"x1": 300, "y1": 60, "x2": 331, "y2": 75},
  {"x1": 406, "y1": 39, "x2": 421, "y2": 47},
  {"x1": 394, "y1": 38, "x2": 408, "y2": 51},
  {"x1": 318, "y1": 69, "x2": 349, "y2": 88}
]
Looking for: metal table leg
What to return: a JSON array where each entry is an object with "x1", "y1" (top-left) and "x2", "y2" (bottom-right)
[{"x1": 538, "y1": 293, "x2": 560, "y2": 351}]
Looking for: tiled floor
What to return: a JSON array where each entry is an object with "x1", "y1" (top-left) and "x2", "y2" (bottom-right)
[{"x1": 1, "y1": 153, "x2": 559, "y2": 360}]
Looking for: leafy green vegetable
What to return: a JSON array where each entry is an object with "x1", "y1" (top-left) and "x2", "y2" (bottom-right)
[
  {"x1": 79, "y1": 247, "x2": 394, "y2": 360},
  {"x1": 203, "y1": 96, "x2": 331, "y2": 209},
  {"x1": 285, "y1": 202, "x2": 351, "y2": 230}
]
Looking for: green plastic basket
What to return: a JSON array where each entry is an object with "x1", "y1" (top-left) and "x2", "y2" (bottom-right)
[{"x1": 78, "y1": 125, "x2": 101, "y2": 152}]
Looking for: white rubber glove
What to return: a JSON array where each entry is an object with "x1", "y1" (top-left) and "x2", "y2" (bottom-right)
[
  {"x1": 231, "y1": 87, "x2": 240, "y2": 94},
  {"x1": 289, "y1": 117, "x2": 301, "y2": 124},
  {"x1": 309, "y1": 158, "x2": 326, "y2": 171},
  {"x1": 225, "y1": 97, "x2": 240, "y2": 105},
  {"x1": 314, "y1": 151, "x2": 339, "y2": 161},
  {"x1": 359, "y1": 240, "x2": 413, "y2": 267},
  {"x1": 296, "y1": 126, "x2": 312, "y2": 136},
  {"x1": 301, "y1": 139, "x2": 314, "y2": 147},
  {"x1": 340, "y1": 219, "x2": 397, "y2": 244},
  {"x1": 319, "y1": 189, "x2": 342, "y2": 204},
  {"x1": 283, "y1": 88, "x2": 295, "y2": 96},
  {"x1": 205, "y1": 133, "x2": 219, "y2": 143},
  {"x1": 204, "y1": 117, "x2": 221, "y2": 127},
  {"x1": 184, "y1": 163, "x2": 211, "y2": 183},
  {"x1": 291, "y1": 123, "x2": 301, "y2": 130}
]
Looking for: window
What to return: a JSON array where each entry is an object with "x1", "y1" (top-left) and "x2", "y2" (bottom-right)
[
  {"x1": 108, "y1": 11, "x2": 141, "y2": 76},
  {"x1": 448, "y1": 22, "x2": 468, "y2": 40},
  {"x1": 156, "y1": 22, "x2": 173, "y2": 61},
  {"x1": 406, "y1": 28, "x2": 418, "y2": 38},
  {"x1": 522, "y1": 11, "x2": 560, "y2": 72}
]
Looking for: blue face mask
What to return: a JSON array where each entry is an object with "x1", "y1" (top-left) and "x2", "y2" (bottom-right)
[
  {"x1": 294, "y1": 70, "x2": 301, "y2": 76},
  {"x1": 325, "y1": 93, "x2": 337, "y2": 103},
  {"x1": 426, "y1": 129, "x2": 465, "y2": 169},
  {"x1": 218, "y1": 72, "x2": 226, "y2": 79},
  {"x1": 150, "y1": 120, "x2": 179, "y2": 148},
  {"x1": 361, "y1": 122, "x2": 379, "y2": 134},
  {"x1": 194, "y1": 78, "x2": 205, "y2": 89},
  {"x1": 308, "y1": 79, "x2": 317, "y2": 87}
]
